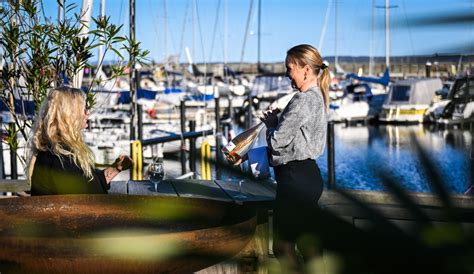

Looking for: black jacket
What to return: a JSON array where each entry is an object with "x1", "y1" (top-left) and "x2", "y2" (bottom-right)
[{"x1": 31, "y1": 150, "x2": 109, "y2": 195}]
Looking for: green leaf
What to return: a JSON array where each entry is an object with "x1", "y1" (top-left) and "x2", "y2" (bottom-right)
[{"x1": 110, "y1": 47, "x2": 124, "y2": 59}]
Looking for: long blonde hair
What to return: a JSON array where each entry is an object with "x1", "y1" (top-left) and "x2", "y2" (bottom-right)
[
  {"x1": 286, "y1": 44, "x2": 330, "y2": 108},
  {"x1": 29, "y1": 87, "x2": 94, "y2": 179}
]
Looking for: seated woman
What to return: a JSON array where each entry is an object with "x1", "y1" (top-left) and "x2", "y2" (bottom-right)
[{"x1": 28, "y1": 87, "x2": 133, "y2": 195}]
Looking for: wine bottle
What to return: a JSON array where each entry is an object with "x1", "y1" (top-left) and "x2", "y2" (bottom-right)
[{"x1": 222, "y1": 122, "x2": 266, "y2": 164}]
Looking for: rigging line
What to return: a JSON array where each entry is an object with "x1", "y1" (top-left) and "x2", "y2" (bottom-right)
[
  {"x1": 118, "y1": 0, "x2": 125, "y2": 27},
  {"x1": 344, "y1": 0, "x2": 357, "y2": 66},
  {"x1": 370, "y1": 0, "x2": 375, "y2": 75},
  {"x1": 164, "y1": 0, "x2": 177, "y2": 57},
  {"x1": 39, "y1": 0, "x2": 48, "y2": 24},
  {"x1": 239, "y1": 0, "x2": 254, "y2": 72},
  {"x1": 192, "y1": 0, "x2": 195, "y2": 60},
  {"x1": 177, "y1": 0, "x2": 190, "y2": 62},
  {"x1": 86, "y1": 0, "x2": 122, "y2": 107},
  {"x1": 164, "y1": 0, "x2": 168, "y2": 58},
  {"x1": 209, "y1": 0, "x2": 222, "y2": 63},
  {"x1": 147, "y1": 0, "x2": 161, "y2": 60},
  {"x1": 194, "y1": 0, "x2": 208, "y2": 78},
  {"x1": 113, "y1": 0, "x2": 126, "y2": 64},
  {"x1": 318, "y1": 0, "x2": 333, "y2": 53},
  {"x1": 220, "y1": 26, "x2": 228, "y2": 80}
]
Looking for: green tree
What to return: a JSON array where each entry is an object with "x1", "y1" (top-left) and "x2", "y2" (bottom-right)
[{"x1": 0, "y1": 0, "x2": 149, "y2": 168}]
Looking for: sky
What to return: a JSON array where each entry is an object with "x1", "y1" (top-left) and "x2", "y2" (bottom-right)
[{"x1": 40, "y1": 0, "x2": 474, "y2": 64}]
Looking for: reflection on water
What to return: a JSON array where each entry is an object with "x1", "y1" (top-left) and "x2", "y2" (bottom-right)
[{"x1": 317, "y1": 124, "x2": 472, "y2": 194}]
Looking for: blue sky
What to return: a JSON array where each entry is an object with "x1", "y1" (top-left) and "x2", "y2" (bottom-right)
[{"x1": 41, "y1": 0, "x2": 474, "y2": 63}]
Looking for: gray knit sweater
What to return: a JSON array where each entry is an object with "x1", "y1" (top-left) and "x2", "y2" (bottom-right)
[{"x1": 266, "y1": 86, "x2": 327, "y2": 166}]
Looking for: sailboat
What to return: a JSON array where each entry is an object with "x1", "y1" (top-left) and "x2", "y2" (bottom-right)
[{"x1": 327, "y1": 0, "x2": 392, "y2": 122}]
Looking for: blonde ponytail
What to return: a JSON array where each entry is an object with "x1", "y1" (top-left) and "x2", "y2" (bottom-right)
[{"x1": 319, "y1": 68, "x2": 330, "y2": 109}]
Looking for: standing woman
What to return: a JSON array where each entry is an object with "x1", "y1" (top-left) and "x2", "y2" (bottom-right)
[
  {"x1": 261, "y1": 44, "x2": 329, "y2": 270},
  {"x1": 28, "y1": 87, "x2": 132, "y2": 195}
]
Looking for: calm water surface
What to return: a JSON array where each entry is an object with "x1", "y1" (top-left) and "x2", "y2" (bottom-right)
[{"x1": 315, "y1": 124, "x2": 472, "y2": 193}]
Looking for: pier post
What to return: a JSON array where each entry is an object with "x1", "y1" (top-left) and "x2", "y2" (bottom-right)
[
  {"x1": 223, "y1": 123, "x2": 229, "y2": 144},
  {"x1": 137, "y1": 104, "x2": 143, "y2": 141},
  {"x1": 189, "y1": 120, "x2": 196, "y2": 178},
  {"x1": 8, "y1": 123, "x2": 17, "y2": 180},
  {"x1": 425, "y1": 61, "x2": 432, "y2": 78},
  {"x1": 215, "y1": 96, "x2": 221, "y2": 179},
  {"x1": 228, "y1": 94, "x2": 233, "y2": 123},
  {"x1": 180, "y1": 100, "x2": 187, "y2": 175},
  {"x1": 327, "y1": 122, "x2": 335, "y2": 189},
  {"x1": 246, "y1": 92, "x2": 253, "y2": 129},
  {"x1": 0, "y1": 117, "x2": 3, "y2": 179}
]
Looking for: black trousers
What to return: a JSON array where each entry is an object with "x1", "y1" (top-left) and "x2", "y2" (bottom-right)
[{"x1": 273, "y1": 159, "x2": 323, "y2": 241}]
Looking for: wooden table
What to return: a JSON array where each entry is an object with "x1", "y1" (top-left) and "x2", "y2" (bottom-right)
[
  {"x1": 1, "y1": 178, "x2": 275, "y2": 273},
  {"x1": 0, "y1": 178, "x2": 276, "y2": 206},
  {"x1": 110, "y1": 179, "x2": 276, "y2": 206}
]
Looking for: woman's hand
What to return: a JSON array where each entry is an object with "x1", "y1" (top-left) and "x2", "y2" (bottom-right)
[
  {"x1": 259, "y1": 108, "x2": 280, "y2": 128},
  {"x1": 105, "y1": 155, "x2": 134, "y2": 184},
  {"x1": 233, "y1": 159, "x2": 243, "y2": 165},
  {"x1": 230, "y1": 154, "x2": 248, "y2": 166},
  {"x1": 224, "y1": 154, "x2": 247, "y2": 166},
  {"x1": 113, "y1": 155, "x2": 133, "y2": 172}
]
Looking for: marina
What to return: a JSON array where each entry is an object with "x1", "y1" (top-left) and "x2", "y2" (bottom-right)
[{"x1": 1, "y1": 0, "x2": 474, "y2": 273}]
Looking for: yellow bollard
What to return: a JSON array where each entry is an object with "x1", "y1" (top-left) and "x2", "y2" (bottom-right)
[
  {"x1": 201, "y1": 141, "x2": 211, "y2": 180},
  {"x1": 130, "y1": 140, "x2": 143, "y2": 180}
]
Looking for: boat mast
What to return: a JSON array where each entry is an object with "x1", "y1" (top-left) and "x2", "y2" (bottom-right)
[
  {"x1": 58, "y1": 0, "x2": 64, "y2": 23},
  {"x1": 97, "y1": 0, "x2": 105, "y2": 79},
  {"x1": 369, "y1": 0, "x2": 375, "y2": 76},
  {"x1": 385, "y1": 0, "x2": 390, "y2": 69},
  {"x1": 224, "y1": 0, "x2": 228, "y2": 66},
  {"x1": 257, "y1": 0, "x2": 261, "y2": 72},
  {"x1": 73, "y1": 0, "x2": 93, "y2": 88},
  {"x1": 318, "y1": 0, "x2": 332, "y2": 54},
  {"x1": 238, "y1": 0, "x2": 254, "y2": 72},
  {"x1": 334, "y1": 0, "x2": 338, "y2": 73},
  {"x1": 192, "y1": 0, "x2": 196, "y2": 61},
  {"x1": 376, "y1": 0, "x2": 396, "y2": 74},
  {"x1": 164, "y1": 0, "x2": 168, "y2": 59}
]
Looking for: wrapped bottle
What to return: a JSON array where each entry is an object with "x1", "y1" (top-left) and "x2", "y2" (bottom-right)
[{"x1": 222, "y1": 122, "x2": 266, "y2": 164}]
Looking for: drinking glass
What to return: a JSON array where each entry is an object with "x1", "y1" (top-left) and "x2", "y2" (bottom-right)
[{"x1": 147, "y1": 161, "x2": 164, "y2": 192}]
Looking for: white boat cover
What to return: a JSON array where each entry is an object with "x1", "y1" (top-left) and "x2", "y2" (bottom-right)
[{"x1": 384, "y1": 78, "x2": 443, "y2": 106}]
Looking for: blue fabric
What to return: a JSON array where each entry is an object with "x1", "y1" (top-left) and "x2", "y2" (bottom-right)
[
  {"x1": 346, "y1": 68, "x2": 390, "y2": 86},
  {"x1": 118, "y1": 89, "x2": 158, "y2": 104},
  {"x1": 164, "y1": 88, "x2": 183, "y2": 94},
  {"x1": 0, "y1": 100, "x2": 35, "y2": 116}
]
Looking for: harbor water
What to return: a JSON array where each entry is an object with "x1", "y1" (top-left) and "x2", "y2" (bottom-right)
[
  {"x1": 219, "y1": 123, "x2": 472, "y2": 194},
  {"x1": 317, "y1": 124, "x2": 472, "y2": 194}
]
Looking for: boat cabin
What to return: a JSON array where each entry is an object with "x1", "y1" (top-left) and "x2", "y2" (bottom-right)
[
  {"x1": 380, "y1": 78, "x2": 442, "y2": 123},
  {"x1": 439, "y1": 76, "x2": 474, "y2": 123}
]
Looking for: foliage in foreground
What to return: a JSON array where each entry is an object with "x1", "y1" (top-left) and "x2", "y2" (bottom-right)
[
  {"x1": 214, "y1": 135, "x2": 474, "y2": 274},
  {"x1": 0, "y1": 0, "x2": 149, "y2": 167}
]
